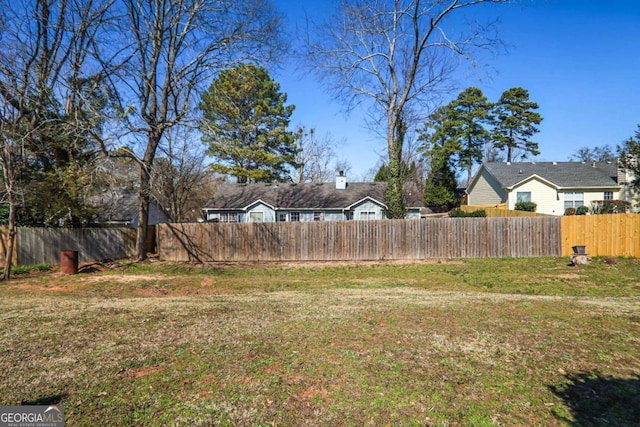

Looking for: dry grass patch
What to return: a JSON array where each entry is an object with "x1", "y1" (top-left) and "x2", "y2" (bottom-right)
[{"x1": 0, "y1": 257, "x2": 639, "y2": 425}]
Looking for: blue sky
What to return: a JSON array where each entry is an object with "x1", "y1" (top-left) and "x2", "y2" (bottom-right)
[{"x1": 272, "y1": 1, "x2": 640, "y2": 180}]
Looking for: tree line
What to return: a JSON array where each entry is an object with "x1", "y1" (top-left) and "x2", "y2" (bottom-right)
[
  {"x1": 0, "y1": 0, "x2": 287, "y2": 279},
  {"x1": 419, "y1": 86, "x2": 542, "y2": 211},
  {"x1": 0, "y1": 0, "x2": 518, "y2": 276}
]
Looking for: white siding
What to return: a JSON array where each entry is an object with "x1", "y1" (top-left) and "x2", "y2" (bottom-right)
[
  {"x1": 508, "y1": 179, "x2": 559, "y2": 215},
  {"x1": 560, "y1": 188, "x2": 624, "y2": 214},
  {"x1": 468, "y1": 170, "x2": 506, "y2": 205}
]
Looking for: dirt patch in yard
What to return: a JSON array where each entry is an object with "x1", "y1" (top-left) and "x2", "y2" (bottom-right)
[
  {"x1": 542, "y1": 273, "x2": 582, "y2": 279},
  {"x1": 118, "y1": 365, "x2": 165, "y2": 379}
]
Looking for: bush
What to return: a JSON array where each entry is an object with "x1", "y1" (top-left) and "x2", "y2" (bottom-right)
[
  {"x1": 468, "y1": 209, "x2": 487, "y2": 217},
  {"x1": 591, "y1": 200, "x2": 632, "y2": 214},
  {"x1": 515, "y1": 201, "x2": 537, "y2": 212},
  {"x1": 576, "y1": 205, "x2": 589, "y2": 215},
  {"x1": 449, "y1": 208, "x2": 486, "y2": 218},
  {"x1": 564, "y1": 207, "x2": 576, "y2": 216}
]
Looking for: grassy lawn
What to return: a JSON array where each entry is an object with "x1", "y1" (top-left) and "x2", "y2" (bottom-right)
[{"x1": 1, "y1": 257, "x2": 639, "y2": 426}]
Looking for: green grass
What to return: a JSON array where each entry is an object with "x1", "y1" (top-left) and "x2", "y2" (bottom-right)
[
  {"x1": 0, "y1": 257, "x2": 639, "y2": 426},
  {"x1": 0, "y1": 263, "x2": 52, "y2": 275}
]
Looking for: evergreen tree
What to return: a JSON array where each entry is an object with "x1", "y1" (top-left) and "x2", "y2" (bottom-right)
[
  {"x1": 437, "y1": 88, "x2": 491, "y2": 186},
  {"x1": 373, "y1": 161, "x2": 417, "y2": 182},
  {"x1": 491, "y1": 87, "x2": 543, "y2": 162},
  {"x1": 419, "y1": 106, "x2": 460, "y2": 211},
  {"x1": 423, "y1": 152, "x2": 459, "y2": 211},
  {"x1": 199, "y1": 64, "x2": 298, "y2": 183}
]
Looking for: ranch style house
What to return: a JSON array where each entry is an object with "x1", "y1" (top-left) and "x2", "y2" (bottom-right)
[{"x1": 203, "y1": 173, "x2": 425, "y2": 223}]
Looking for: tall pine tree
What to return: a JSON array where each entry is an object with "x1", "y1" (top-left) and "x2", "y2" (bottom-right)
[
  {"x1": 199, "y1": 64, "x2": 298, "y2": 183},
  {"x1": 491, "y1": 87, "x2": 543, "y2": 162},
  {"x1": 419, "y1": 106, "x2": 460, "y2": 211},
  {"x1": 445, "y1": 87, "x2": 492, "y2": 186}
]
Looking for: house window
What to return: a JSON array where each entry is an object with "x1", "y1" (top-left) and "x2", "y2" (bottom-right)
[
  {"x1": 313, "y1": 212, "x2": 323, "y2": 221},
  {"x1": 290, "y1": 212, "x2": 300, "y2": 222},
  {"x1": 604, "y1": 191, "x2": 613, "y2": 200},
  {"x1": 277, "y1": 212, "x2": 287, "y2": 222},
  {"x1": 516, "y1": 192, "x2": 531, "y2": 203},
  {"x1": 219, "y1": 212, "x2": 238, "y2": 223},
  {"x1": 564, "y1": 191, "x2": 584, "y2": 209},
  {"x1": 359, "y1": 211, "x2": 376, "y2": 220},
  {"x1": 249, "y1": 212, "x2": 264, "y2": 223}
]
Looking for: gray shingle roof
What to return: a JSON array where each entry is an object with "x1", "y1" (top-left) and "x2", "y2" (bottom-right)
[
  {"x1": 90, "y1": 188, "x2": 139, "y2": 223},
  {"x1": 90, "y1": 188, "x2": 171, "y2": 225},
  {"x1": 483, "y1": 161, "x2": 619, "y2": 189},
  {"x1": 205, "y1": 182, "x2": 424, "y2": 210}
]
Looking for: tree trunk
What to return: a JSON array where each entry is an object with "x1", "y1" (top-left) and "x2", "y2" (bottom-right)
[
  {"x1": 2, "y1": 197, "x2": 16, "y2": 281},
  {"x1": 1, "y1": 149, "x2": 16, "y2": 281},
  {"x1": 136, "y1": 165, "x2": 151, "y2": 261},
  {"x1": 385, "y1": 113, "x2": 406, "y2": 219},
  {"x1": 136, "y1": 133, "x2": 161, "y2": 261}
]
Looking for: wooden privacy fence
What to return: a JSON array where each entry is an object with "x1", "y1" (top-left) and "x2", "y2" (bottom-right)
[
  {"x1": 0, "y1": 227, "x2": 137, "y2": 266},
  {"x1": 3, "y1": 215, "x2": 638, "y2": 266},
  {"x1": 157, "y1": 217, "x2": 562, "y2": 262},
  {"x1": 561, "y1": 214, "x2": 640, "y2": 257}
]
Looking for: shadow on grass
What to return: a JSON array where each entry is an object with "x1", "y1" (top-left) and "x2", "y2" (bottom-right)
[
  {"x1": 21, "y1": 393, "x2": 67, "y2": 405},
  {"x1": 549, "y1": 372, "x2": 640, "y2": 426}
]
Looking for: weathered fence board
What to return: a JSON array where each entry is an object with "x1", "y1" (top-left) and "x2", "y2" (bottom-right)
[
  {"x1": 14, "y1": 227, "x2": 137, "y2": 265},
  {"x1": 157, "y1": 217, "x2": 562, "y2": 262},
  {"x1": 561, "y1": 214, "x2": 640, "y2": 257}
]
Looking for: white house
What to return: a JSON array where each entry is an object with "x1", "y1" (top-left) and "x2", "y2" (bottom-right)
[
  {"x1": 466, "y1": 161, "x2": 633, "y2": 216},
  {"x1": 203, "y1": 174, "x2": 425, "y2": 222}
]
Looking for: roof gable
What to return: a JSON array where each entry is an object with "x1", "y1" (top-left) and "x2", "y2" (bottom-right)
[
  {"x1": 509, "y1": 174, "x2": 559, "y2": 190},
  {"x1": 345, "y1": 196, "x2": 387, "y2": 210},
  {"x1": 243, "y1": 199, "x2": 276, "y2": 211}
]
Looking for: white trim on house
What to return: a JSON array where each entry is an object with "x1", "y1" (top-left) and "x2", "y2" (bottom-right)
[
  {"x1": 242, "y1": 199, "x2": 276, "y2": 211},
  {"x1": 344, "y1": 196, "x2": 387, "y2": 210},
  {"x1": 504, "y1": 174, "x2": 558, "y2": 191}
]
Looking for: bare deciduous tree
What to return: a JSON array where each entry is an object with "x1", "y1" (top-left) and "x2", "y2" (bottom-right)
[
  {"x1": 106, "y1": 0, "x2": 286, "y2": 260},
  {"x1": 304, "y1": 0, "x2": 508, "y2": 218},
  {"x1": 291, "y1": 127, "x2": 340, "y2": 183},
  {"x1": 0, "y1": 0, "x2": 112, "y2": 279},
  {"x1": 151, "y1": 127, "x2": 218, "y2": 222}
]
